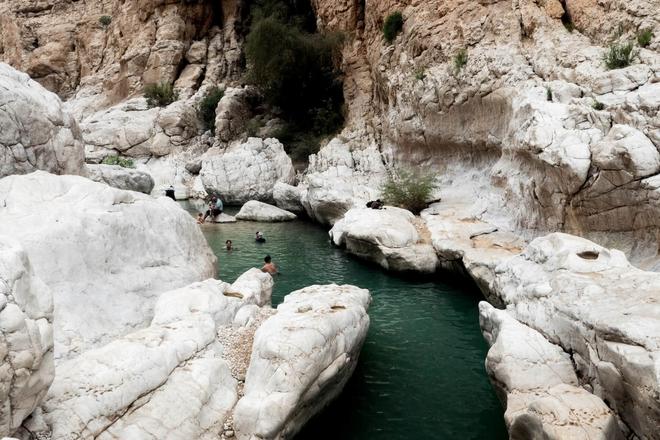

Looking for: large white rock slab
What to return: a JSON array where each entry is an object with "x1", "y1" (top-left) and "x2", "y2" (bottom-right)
[
  {"x1": 0, "y1": 63, "x2": 84, "y2": 178},
  {"x1": 272, "y1": 182, "x2": 305, "y2": 214},
  {"x1": 235, "y1": 200, "x2": 297, "y2": 222},
  {"x1": 330, "y1": 207, "x2": 438, "y2": 273},
  {"x1": 491, "y1": 233, "x2": 660, "y2": 438},
  {"x1": 480, "y1": 302, "x2": 622, "y2": 439},
  {"x1": 233, "y1": 284, "x2": 371, "y2": 440},
  {"x1": 0, "y1": 237, "x2": 54, "y2": 436},
  {"x1": 0, "y1": 172, "x2": 216, "y2": 359},
  {"x1": 200, "y1": 138, "x2": 295, "y2": 204},
  {"x1": 86, "y1": 164, "x2": 155, "y2": 194}
]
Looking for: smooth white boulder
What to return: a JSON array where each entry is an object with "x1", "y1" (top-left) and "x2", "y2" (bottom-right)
[
  {"x1": 491, "y1": 233, "x2": 660, "y2": 438},
  {"x1": 272, "y1": 182, "x2": 305, "y2": 214},
  {"x1": 330, "y1": 207, "x2": 438, "y2": 273},
  {"x1": 86, "y1": 164, "x2": 155, "y2": 194},
  {"x1": 233, "y1": 284, "x2": 371, "y2": 440},
  {"x1": 480, "y1": 303, "x2": 622, "y2": 439},
  {"x1": 200, "y1": 138, "x2": 295, "y2": 204},
  {"x1": 0, "y1": 63, "x2": 84, "y2": 178},
  {"x1": 42, "y1": 273, "x2": 271, "y2": 440},
  {"x1": 0, "y1": 237, "x2": 54, "y2": 436},
  {"x1": 0, "y1": 172, "x2": 216, "y2": 359},
  {"x1": 235, "y1": 200, "x2": 297, "y2": 222}
]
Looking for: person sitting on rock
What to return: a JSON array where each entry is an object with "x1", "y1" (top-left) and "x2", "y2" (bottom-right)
[
  {"x1": 261, "y1": 255, "x2": 278, "y2": 275},
  {"x1": 197, "y1": 213, "x2": 205, "y2": 224},
  {"x1": 366, "y1": 199, "x2": 384, "y2": 209},
  {"x1": 165, "y1": 185, "x2": 176, "y2": 201},
  {"x1": 203, "y1": 196, "x2": 224, "y2": 221}
]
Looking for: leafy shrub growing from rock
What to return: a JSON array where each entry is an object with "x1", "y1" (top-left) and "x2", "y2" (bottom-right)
[
  {"x1": 383, "y1": 12, "x2": 403, "y2": 43},
  {"x1": 381, "y1": 169, "x2": 438, "y2": 215},
  {"x1": 245, "y1": 0, "x2": 345, "y2": 161},
  {"x1": 454, "y1": 49, "x2": 468, "y2": 72},
  {"x1": 637, "y1": 29, "x2": 653, "y2": 48},
  {"x1": 198, "y1": 87, "x2": 224, "y2": 133},
  {"x1": 101, "y1": 155, "x2": 134, "y2": 168},
  {"x1": 414, "y1": 68, "x2": 426, "y2": 81},
  {"x1": 144, "y1": 82, "x2": 178, "y2": 108},
  {"x1": 592, "y1": 100, "x2": 605, "y2": 110},
  {"x1": 603, "y1": 41, "x2": 636, "y2": 69},
  {"x1": 546, "y1": 87, "x2": 553, "y2": 101},
  {"x1": 99, "y1": 16, "x2": 112, "y2": 27}
]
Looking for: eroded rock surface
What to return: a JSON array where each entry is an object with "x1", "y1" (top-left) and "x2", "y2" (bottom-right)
[
  {"x1": 86, "y1": 164, "x2": 155, "y2": 194},
  {"x1": 0, "y1": 171, "x2": 216, "y2": 359},
  {"x1": 0, "y1": 63, "x2": 84, "y2": 178},
  {"x1": 236, "y1": 200, "x2": 297, "y2": 222},
  {"x1": 0, "y1": 237, "x2": 53, "y2": 437}
]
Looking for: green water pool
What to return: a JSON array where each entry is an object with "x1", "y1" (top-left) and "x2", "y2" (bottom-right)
[{"x1": 183, "y1": 203, "x2": 507, "y2": 439}]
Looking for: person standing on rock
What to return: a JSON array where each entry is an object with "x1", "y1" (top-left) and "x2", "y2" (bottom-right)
[
  {"x1": 165, "y1": 185, "x2": 176, "y2": 201},
  {"x1": 203, "y1": 196, "x2": 224, "y2": 221},
  {"x1": 261, "y1": 255, "x2": 278, "y2": 275}
]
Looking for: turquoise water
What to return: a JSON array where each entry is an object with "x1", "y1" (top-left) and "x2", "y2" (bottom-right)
[{"x1": 184, "y1": 203, "x2": 507, "y2": 439}]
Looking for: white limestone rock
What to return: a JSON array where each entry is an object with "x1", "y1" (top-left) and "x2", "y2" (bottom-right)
[
  {"x1": 0, "y1": 63, "x2": 84, "y2": 178},
  {"x1": 200, "y1": 138, "x2": 295, "y2": 204},
  {"x1": 233, "y1": 284, "x2": 371, "y2": 440},
  {"x1": 479, "y1": 302, "x2": 622, "y2": 439},
  {"x1": 0, "y1": 237, "x2": 54, "y2": 437},
  {"x1": 214, "y1": 87, "x2": 256, "y2": 142},
  {"x1": 235, "y1": 200, "x2": 297, "y2": 222},
  {"x1": 86, "y1": 164, "x2": 155, "y2": 194},
  {"x1": 491, "y1": 233, "x2": 660, "y2": 438},
  {"x1": 330, "y1": 207, "x2": 438, "y2": 273},
  {"x1": 272, "y1": 182, "x2": 305, "y2": 214},
  {"x1": 0, "y1": 172, "x2": 216, "y2": 359},
  {"x1": 42, "y1": 273, "x2": 272, "y2": 440}
]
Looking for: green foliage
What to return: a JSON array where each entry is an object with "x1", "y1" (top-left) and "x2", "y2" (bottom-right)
[
  {"x1": 414, "y1": 68, "x2": 426, "y2": 81},
  {"x1": 603, "y1": 41, "x2": 636, "y2": 69},
  {"x1": 381, "y1": 169, "x2": 438, "y2": 215},
  {"x1": 454, "y1": 49, "x2": 468, "y2": 72},
  {"x1": 101, "y1": 155, "x2": 134, "y2": 168},
  {"x1": 592, "y1": 100, "x2": 605, "y2": 110},
  {"x1": 561, "y1": 14, "x2": 574, "y2": 33},
  {"x1": 198, "y1": 87, "x2": 224, "y2": 133},
  {"x1": 99, "y1": 15, "x2": 112, "y2": 27},
  {"x1": 245, "y1": 0, "x2": 345, "y2": 162},
  {"x1": 144, "y1": 82, "x2": 178, "y2": 108},
  {"x1": 383, "y1": 12, "x2": 403, "y2": 43},
  {"x1": 246, "y1": 118, "x2": 263, "y2": 137},
  {"x1": 637, "y1": 29, "x2": 653, "y2": 47},
  {"x1": 546, "y1": 87, "x2": 553, "y2": 102}
]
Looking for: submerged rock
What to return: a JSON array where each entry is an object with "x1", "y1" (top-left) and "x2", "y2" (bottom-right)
[
  {"x1": 233, "y1": 284, "x2": 371, "y2": 439},
  {"x1": 330, "y1": 207, "x2": 438, "y2": 273},
  {"x1": 236, "y1": 200, "x2": 297, "y2": 222},
  {"x1": 0, "y1": 171, "x2": 216, "y2": 359},
  {"x1": 200, "y1": 138, "x2": 295, "y2": 204},
  {"x1": 0, "y1": 237, "x2": 54, "y2": 437},
  {"x1": 0, "y1": 63, "x2": 84, "y2": 178},
  {"x1": 480, "y1": 303, "x2": 622, "y2": 439},
  {"x1": 86, "y1": 164, "x2": 155, "y2": 194}
]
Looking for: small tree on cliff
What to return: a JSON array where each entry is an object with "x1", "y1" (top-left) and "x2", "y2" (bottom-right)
[
  {"x1": 381, "y1": 169, "x2": 438, "y2": 215},
  {"x1": 198, "y1": 87, "x2": 224, "y2": 133}
]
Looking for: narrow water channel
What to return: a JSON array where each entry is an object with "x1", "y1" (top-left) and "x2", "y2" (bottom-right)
[{"x1": 182, "y1": 202, "x2": 507, "y2": 439}]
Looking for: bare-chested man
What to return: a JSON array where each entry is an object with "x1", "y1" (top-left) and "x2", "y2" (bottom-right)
[{"x1": 261, "y1": 255, "x2": 278, "y2": 275}]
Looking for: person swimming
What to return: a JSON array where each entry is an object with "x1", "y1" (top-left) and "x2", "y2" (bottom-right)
[
  {"x1": 261, "y1": 255, "x2": 277, "y2": 275},
  {"x1": 197, "y1": 213, "x2": 205, "y2": 224},
  {"x1": 255, "y1": 231, "x2": 266, "y2": 242},
  {"x1": 225, "y1": 239, "x2": 238, "y2": 251}
]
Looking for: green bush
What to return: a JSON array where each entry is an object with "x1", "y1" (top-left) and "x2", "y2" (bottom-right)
[
  {"x1": 381, "y1": 169, "x2": 438, "y2": 215},
  {"x1": 603, "y1": 41, "x2": 636, "y2": 69},
  {"x1": 198, "y1": 87, "x2": 224, "y2": 133},
  {"x1": 637, "y1": 29, "x2": 653, "y2": 47},
  {"x1": 383, "y1": 12, "x2": 403, "y2": 43},
  {"x1": 414, "y1": 68, "x2": 426, "y2": 81},
  {"x1": 99, "y1": 15, "x2": 112, "y2": 27},
  {"x1": 144, "y1": 82, "x2": 178, "y2": 108},
  {"x1": 101, "y1": 155, "x2": 134, "y2": 168},
  {"x1": 561, "y1": 14, "x2": 574, "y2": 33},
  {"x1": 454, "y1": 49, "x2": 468, "y2": 72},
  {"x1": 546, "y1": 87, "x2": 553, "y2": 102},
  {"x1": 592, "y1": 100, "x2": 605, "y2": 110}
]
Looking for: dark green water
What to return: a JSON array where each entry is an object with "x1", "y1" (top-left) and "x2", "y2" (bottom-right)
[{"x1": 183, "y1": 203, "x2": 507, "y2": 440}]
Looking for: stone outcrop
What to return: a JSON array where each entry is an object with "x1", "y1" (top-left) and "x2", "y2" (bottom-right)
[
  {"x1": 235, "y1": 200, "x2": 297, "y2": 222},
  {"x1": 480, "y1": 302, "x2": 622, "y2": 440},
  {"x1": 272, "y1": 182, "x2": 305, "y2": 214},
  {"x1": 233, "y1": 284, "x2": 371, "y2": 439},
  {"x1": 330, "y1": 207, "x2": 438, "y2": 273},
  {"x1": 215, "y1": 86, "x2": 257, "y2": 143},
  {"x1": 0, "y1": 171, "x2": 216, "y2": 359},
  {"x1": 86, "y1": 164, "x2": 155, "y2": 194},
  {"x1": 0, "y1": 237, "x2": 53, "y2": 436},
  {"x1": 200, "y1": 138, "x2": 296, "y2": 204},
  {"x1": 0, "y1": 63, "x2": 84, "y2": 178}
]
